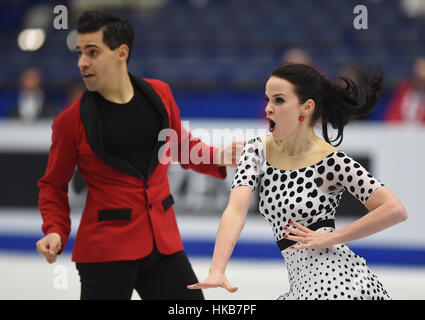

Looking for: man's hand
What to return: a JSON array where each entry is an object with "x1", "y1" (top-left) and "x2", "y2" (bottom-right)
[
  {"x1": 36, "y1": 233, "x2": 62, "y2": 264},
  {"x1": 215, "y1": 141, "x2": 246, "y2": 168}
]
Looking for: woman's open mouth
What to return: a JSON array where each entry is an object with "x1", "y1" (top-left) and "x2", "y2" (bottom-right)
[{"x1": 266, "y1": 118, "x2": 276, "y2": 132}]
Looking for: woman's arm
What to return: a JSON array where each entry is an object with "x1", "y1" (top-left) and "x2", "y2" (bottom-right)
[
  {"x1": 330, "y1": 186, "x2": 407, "y2": 245},
  {"x1": 187, "y1": 186, "x2": 253, "y2": 292},
  {"x1": 286, "y1": 186, "x2": 407, "y2": 250}
]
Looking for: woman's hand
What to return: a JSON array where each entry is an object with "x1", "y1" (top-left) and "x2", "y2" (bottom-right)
[
  {"x1": 285, "y1": 220, "x2": 336, "y2": 250},
  {"x1": 187, "y1": 270, "x2": 238, "y2": 293}
]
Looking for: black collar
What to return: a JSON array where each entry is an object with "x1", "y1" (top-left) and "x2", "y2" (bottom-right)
[{"x1": 80, "y1": 73, "x2": 170, "y2": 180}]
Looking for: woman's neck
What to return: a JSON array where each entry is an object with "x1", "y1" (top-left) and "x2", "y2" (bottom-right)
[{"x1": 272, "y1": 127, "x2": 319, "y2": 157}]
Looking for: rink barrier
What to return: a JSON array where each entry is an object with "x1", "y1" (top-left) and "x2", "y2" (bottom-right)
[{"x1": 0, "y1": 234, "x2": 424, "y2": 266}]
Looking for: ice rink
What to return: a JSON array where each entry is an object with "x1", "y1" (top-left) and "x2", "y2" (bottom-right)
[
  {"x1": 1, "y1": 252, "x2": 425, "y2": 300},
  {"x1": 1, "y1": 211, "x2": 424, "y2": 300}
]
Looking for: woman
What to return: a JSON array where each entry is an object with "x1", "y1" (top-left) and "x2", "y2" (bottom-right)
[{"x1": 187, "y1": 63, "x2": 407, "y2": 300}]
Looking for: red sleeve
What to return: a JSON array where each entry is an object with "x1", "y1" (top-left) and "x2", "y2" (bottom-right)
[
  {"x1": 37, "y1": 112, "x2": 78, "y2": 253},
  {"x1": 164, "y1": 83, "x2": 227, "y2": 179}
]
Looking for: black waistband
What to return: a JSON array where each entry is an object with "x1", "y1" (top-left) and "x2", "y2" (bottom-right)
[{"x1": 276, "y1": 219, "x2": 335, "y2": 251}]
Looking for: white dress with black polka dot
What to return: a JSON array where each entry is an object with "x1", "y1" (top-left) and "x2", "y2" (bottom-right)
[{"x1": 232, "y1": 136, "x2": 391, "y2": 300}]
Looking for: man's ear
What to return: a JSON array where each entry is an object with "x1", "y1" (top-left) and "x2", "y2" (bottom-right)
[{"x1": 117, "y1": 43, "x2": 129, "y2": 62}]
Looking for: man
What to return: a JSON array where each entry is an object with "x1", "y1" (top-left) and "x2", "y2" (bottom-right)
[
  {"x1": 10, "y1": 67, "x2": 58, "y2": 121},
  {"x1": 36, "y1": 10, "x2": 243, "y2": 300},
  {"x1": 385, "y1": 56, "x2": 425, "y2": 123}
]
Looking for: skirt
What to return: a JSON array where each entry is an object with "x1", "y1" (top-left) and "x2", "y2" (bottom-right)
[{"x1": 278, "y1": 226, "x2": 391, "y2": 300}]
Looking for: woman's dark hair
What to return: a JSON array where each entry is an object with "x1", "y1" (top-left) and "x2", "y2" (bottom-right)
[
  {"x1": 271, "y1": 63, "x2": 383, "y2": 146},
  {"x1": 77, "y1": 10, "x2": 134, "y2": 64}
]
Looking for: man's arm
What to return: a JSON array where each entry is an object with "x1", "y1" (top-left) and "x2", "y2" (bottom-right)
[
  {"x1": 164, "y1": 83, "x2": 243, "y2": 178},
  {"x1": 37, "y1": 114, "x2": 78, "y2": 261}
]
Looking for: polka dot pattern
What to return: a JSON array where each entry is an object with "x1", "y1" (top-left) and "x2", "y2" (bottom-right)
[
  {"x1": 231, "y1": 137, "x2": 265, "y2": 192},
  {"x1": 278, "y1": 235, "x2": 390, "y2": 300},
  {"x1": 232, "y1": 136, "x2": 390, "y2": 300}
]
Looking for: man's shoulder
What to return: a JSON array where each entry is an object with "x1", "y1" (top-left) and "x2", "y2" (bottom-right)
[
  {"x1": 54, "y1": 94, "x2": 82, "y2": 125},
  {"x1": 141, "y1": 77, "x2": 173, "y2": 98},
  {"x1": 141, "y1": 77, "x2": 169, "y2": 89}
]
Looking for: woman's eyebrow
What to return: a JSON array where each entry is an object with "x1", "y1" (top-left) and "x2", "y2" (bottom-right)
[{"x1": 265, "y1": 93, "x2": 286, "y2": 97}]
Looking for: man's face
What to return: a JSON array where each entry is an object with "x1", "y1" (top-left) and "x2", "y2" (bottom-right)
[
  {"x1": 76, "y1": 29, "x2": 120, "y2": 92},
  {"x1": 20, "y1": 68, "x2": 42, "y2": 91}
]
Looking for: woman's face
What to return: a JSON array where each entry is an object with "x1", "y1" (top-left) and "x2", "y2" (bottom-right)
[{"x1": 265, "y1": 76, "x2": 305, "y2": 140}]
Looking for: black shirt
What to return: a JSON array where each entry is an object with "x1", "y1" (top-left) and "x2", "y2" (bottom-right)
[{"x1": 96, "y1": 86, "x2": 162, "y2": 178}]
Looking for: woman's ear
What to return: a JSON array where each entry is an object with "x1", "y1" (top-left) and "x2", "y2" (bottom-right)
[{"x1": 302, "y1": 99, "x2": 315, "y2": 117}]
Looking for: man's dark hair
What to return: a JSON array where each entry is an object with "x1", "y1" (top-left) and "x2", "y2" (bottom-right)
[{"x1": 77, "y1": 10, "x2": 134, "y2": 64}]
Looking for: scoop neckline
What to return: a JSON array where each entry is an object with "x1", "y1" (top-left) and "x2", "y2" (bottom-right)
[{"x1": 265, "y1": 150, "x2": 339, "y2": 172}]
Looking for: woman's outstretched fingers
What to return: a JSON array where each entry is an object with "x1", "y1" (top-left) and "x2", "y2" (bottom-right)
[
  {"x1": 187, "y1": 280, "x2": 238, "y2": 293},
  {"x1": 290, "y1": 220, "x2": 311, "y2": 232},
  {"x1": 187, "y1": 283, "x2": 201, "y2": 290},
  {"x1": 284, "y1": 226, "x2": 307, "y2": 238},
  {"x1": 223, "y1": 280, "x2": 238, "y2": 293},
  {"x1": 285, "y1": 234, "x2": 302, "y2": 242},
  {"x1": 187, "y1": 282, "x2": 214, "y2": 290}
]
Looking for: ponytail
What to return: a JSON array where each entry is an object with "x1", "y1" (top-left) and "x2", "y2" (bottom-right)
[{"x1": 319, "y1": 69, "x2": 383, "y2": 146}]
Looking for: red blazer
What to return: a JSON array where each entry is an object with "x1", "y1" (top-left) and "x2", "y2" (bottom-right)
[{"x1": 38, "y1": 74, "x2": 227, "y2": 263}]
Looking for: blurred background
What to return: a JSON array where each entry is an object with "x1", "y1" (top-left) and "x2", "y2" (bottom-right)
[{"x1": 0, "y1": 0, "x2": 424, "y2": 299}]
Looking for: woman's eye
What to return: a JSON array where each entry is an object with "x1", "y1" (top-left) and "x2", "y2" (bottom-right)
[
  {"x1": 264, "y1": 97, "x2": 269, "y2": 102},
  {"x1": 89, "y1": 50, "x2": 98, "y2": 57},
  {"x1": 276, "y1": 97, "x2": 284, "y2": 103}
]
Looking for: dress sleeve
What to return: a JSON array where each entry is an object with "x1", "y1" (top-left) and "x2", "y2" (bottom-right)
[
  {"x1": 333, "y1": 151, "x2": 384, "y2": 205},
  {"x1": 231, "y1": 136, "x2": 264, "y2": 192}
]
